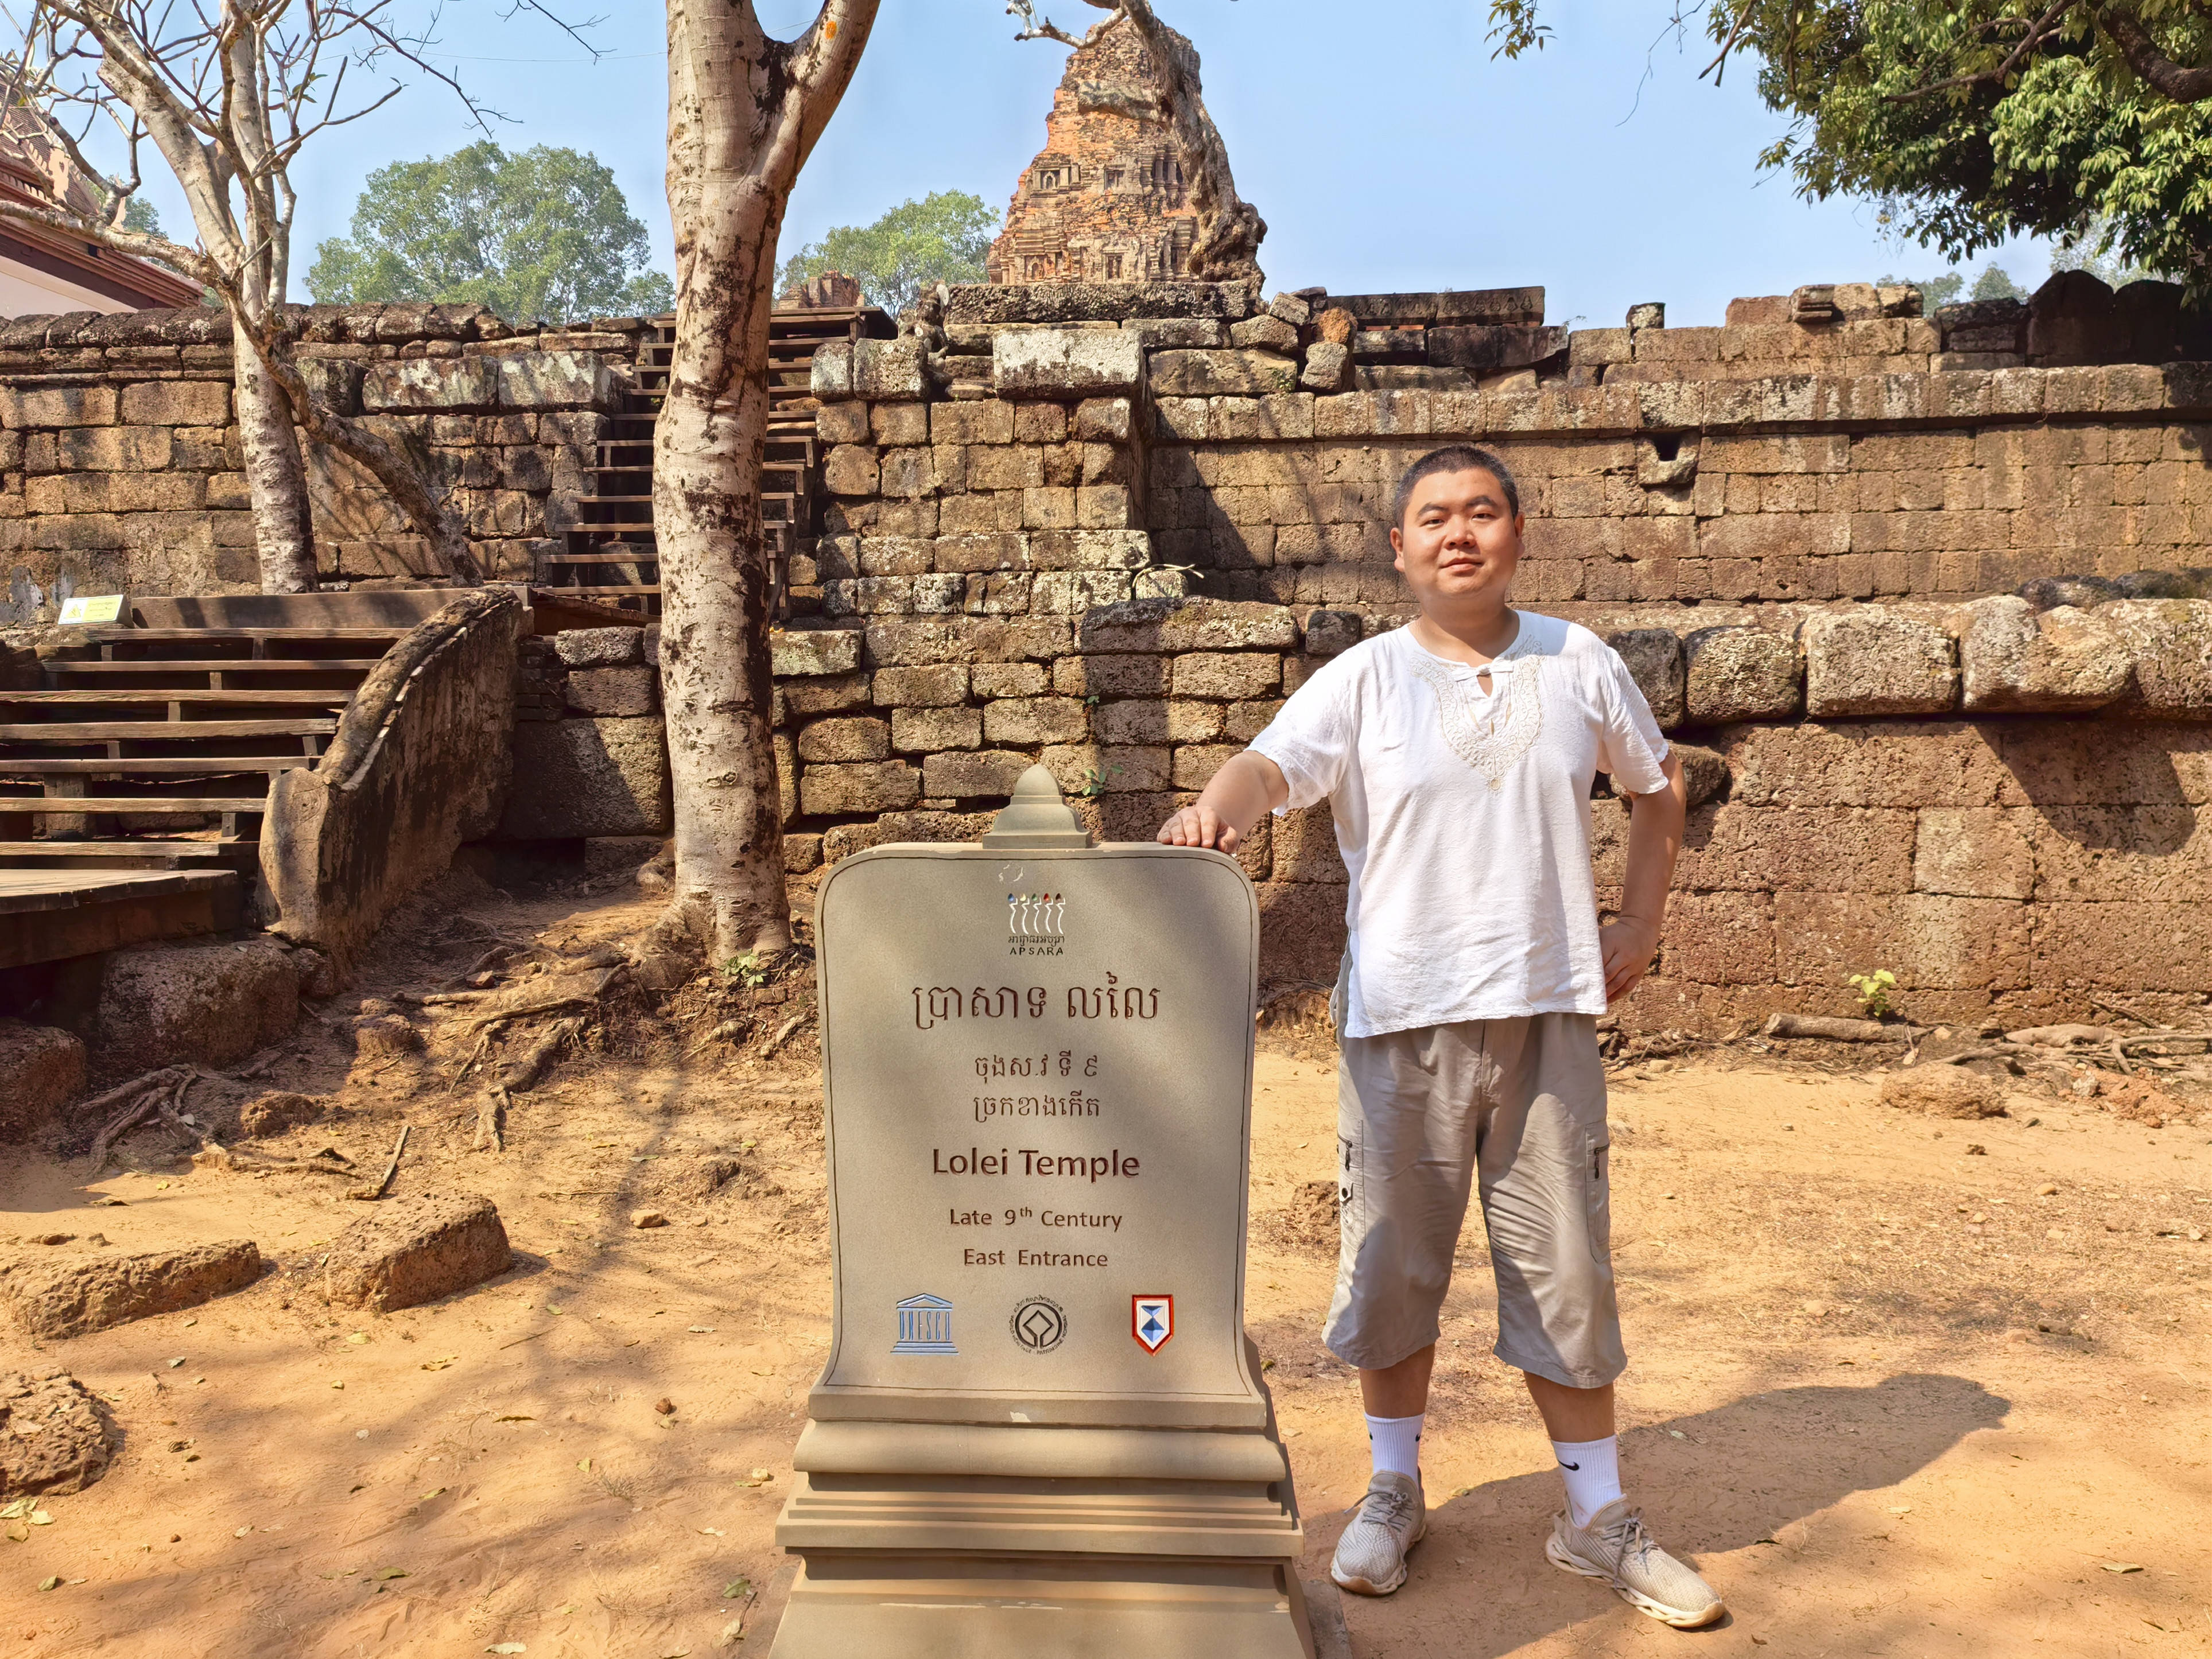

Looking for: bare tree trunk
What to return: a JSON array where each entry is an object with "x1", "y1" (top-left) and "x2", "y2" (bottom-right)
[
  {"x1": 231, "y1": 327, "x2": 319, "y2": 593},
  {"x1": 233, "y1": 313, "x2": 484, "y2": 586},
  {"x1": 637, "y1": 0, "x2": 876, "y2": 983}
]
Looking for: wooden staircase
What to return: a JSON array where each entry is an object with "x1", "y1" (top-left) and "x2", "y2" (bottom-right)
[
  {"x1": 538, "y1": 305, "x2": 897, "y2": 618},
  {"x1": 0, "y1": 624, "x2": 403, "y2": 872}
]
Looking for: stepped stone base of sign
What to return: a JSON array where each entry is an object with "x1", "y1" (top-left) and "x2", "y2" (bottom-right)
[{"x1": 771, "y1": 1402, "x2": 1311, "y2": 1659}]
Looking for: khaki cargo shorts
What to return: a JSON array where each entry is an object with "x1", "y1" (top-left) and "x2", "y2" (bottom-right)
[{"x1": 1323, "y1": 982, "x2": 1624, "y2": 1389}]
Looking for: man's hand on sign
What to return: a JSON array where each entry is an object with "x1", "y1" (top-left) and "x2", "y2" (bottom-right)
[
  {"x1": 1156, "y1": 751, "x2": 1288, "y2": 857},
  {"x1": 1158, "y1": 802, "x2": 1242, "y2": 854}
]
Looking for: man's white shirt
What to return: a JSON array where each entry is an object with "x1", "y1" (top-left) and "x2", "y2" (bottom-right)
[{"x1": 1248, "y1": 612, "x2": 1671, "y2": 1039}]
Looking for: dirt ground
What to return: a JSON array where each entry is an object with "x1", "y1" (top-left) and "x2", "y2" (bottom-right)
[{"x1": 4, "y1": 881, "x2": 2210, "y2": 1657}]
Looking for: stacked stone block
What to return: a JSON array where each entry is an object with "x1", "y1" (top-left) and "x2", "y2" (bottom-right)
[
  {"x1": 778, "y1": 279, "x2": 2212, "y2": 1031},
  {"x1": 0, "y1": 303, "x2": 643, "y2": 618}
]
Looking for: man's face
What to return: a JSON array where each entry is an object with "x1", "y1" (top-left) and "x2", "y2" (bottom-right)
[{"x1": 1391, "y1": 467, "x2": 1523, "y2": 604}]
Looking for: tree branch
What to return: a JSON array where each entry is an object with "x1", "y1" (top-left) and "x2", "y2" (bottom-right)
[
  {"x1": 0, "y1": 191, "x2": 218, "y2": 283},
  {"x1": 1887, "y1": 0, "x2": 2080, "y2": 101},
  {"x1": 2097, "y1": 2, "x2": 2212, "y2": 100},
  {"x1": 1006, "y1": 0, "x2": 1085, "y2": 48},
  {"x1": 1699, "y1": 0, "x2": 1755, "y2": 84}
]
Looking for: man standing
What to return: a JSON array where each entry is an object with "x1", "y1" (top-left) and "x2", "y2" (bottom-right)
[{"x1": 1157, "y1": 445, "x2": 1724, "y2": 1629}]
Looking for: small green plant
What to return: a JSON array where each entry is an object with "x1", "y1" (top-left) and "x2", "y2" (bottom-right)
[
  {"x1": 1848, "y1": 969, "x2": 1899, "y2": 1019},
  {"x1": 723, "y1": 951, "x2": 770, "y2": 989},
  {"x1": 1077, "y1": 766, "x2": 1109, "y2": 799}
]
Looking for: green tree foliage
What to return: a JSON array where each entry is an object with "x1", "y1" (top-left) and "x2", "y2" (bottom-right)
[
  {"x1": 1973, "y1": 265, "x2": 2028, "y2": 300},
  {"x1": 1487, "y1": 0, "x2": 2212, "y2": 287},
  {"x1": 308, "y1": 142, "x2": 674, "y2": 322},
  {"x1": 1883, "y1": 270, "x2": 1964, "y2": 306},
  {"x1": 777, "y1": 191, "x2": 999, "y2": 315}
]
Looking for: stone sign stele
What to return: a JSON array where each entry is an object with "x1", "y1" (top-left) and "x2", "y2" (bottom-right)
[{"x1": 771, "y1": 764, "x2": 1313, "y2": 1658}]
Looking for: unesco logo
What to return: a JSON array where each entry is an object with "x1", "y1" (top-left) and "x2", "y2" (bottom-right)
[{"x1": 1008, "y1": 1295, "x2": 1066, "y2": 1354}]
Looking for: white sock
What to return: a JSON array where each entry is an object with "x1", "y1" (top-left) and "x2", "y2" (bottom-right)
[
  {"x1": 1365, "y1": 1413, "x2": 1423, "y2": 1481},
  {"x1": 1551, "y1": 1436, "x2": 1622, "y2": 1528}
]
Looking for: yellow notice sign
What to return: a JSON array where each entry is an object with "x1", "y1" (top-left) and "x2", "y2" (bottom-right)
[{"x1": 57, "y1": 594, "x2": 124, "y2": 624}]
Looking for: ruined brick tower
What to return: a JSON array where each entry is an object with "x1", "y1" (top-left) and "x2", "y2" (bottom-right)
[{"x1": 986, "y1": 14, "x2": 1200, "y2": 285}]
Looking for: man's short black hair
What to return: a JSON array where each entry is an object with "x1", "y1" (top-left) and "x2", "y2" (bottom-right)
[{"x1": 1391, "y1": 444, "x2": 1521, "y2": 527}]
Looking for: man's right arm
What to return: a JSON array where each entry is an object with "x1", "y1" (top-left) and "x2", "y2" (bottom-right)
[{"x1": 1155, "y1": 751, "x2": 1290, "y2": 854}]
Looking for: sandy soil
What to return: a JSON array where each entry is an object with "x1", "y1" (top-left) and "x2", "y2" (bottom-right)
[{"x1": 3, "y1": 883, "x2": 2210, "y2": 1657}]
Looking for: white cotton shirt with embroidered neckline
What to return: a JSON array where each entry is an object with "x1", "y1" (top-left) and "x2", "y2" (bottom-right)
[{"x1": 1247, "y1": 612, "x2": 1670, "y2": 1039}]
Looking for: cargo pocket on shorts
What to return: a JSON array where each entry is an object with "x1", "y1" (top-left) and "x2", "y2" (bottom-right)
[{"x1": 1580, "y1": 1124, "x2": 1613, "y2": 1265}]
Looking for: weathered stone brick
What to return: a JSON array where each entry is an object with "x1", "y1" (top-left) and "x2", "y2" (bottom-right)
[
  {"x1": 923, "y1": 749, "x2": 1034, "y2": 799},
  {"x1": 1604, "y1": 628, "x2": 1686, "y2": 728},
  {"x1": 1722, "y1": 721, "x2": 2004, "y2": 810},
  {"x1": 1080, "y1": 598, "x2": 1300, "y2": 654},
  {"x1": 1055, "y1": 654, "x2": 1170, "y2": 698},
  {"x1": 800, "y1": 760, "x2": 921, "y2": 815},
  {"x1": 1031, "y1": 570, "x2": 1134, "y2": 613},
  {"x1": 56, "y1": 425, "x2": 170, "y2": 471},
  {"x1": 1040, "y1": 743, "x2": 1170, "y2": 794},
  {"x1": 1672, "y1": 804, "x2": 1915, "y2": 894},
  {"x1": 1014, "y1": 403, "x2": 1068, "y2": 444},
  {"x1": 3, "y1": 383, "x2": 117, "y2": 426},
  {"x1": 994, "y1": 329, "x2": 1144, "y2": 398},
  {"x1": 1224, "y1": 698, "x2": 1283, "y2": 741},
  {"x1": 810, "y1": 337, "x2": 925, "y2": 401},
  {"x1": 784, "y1": 671, "x2": 872, "y2": 715},
  {"x1": 963, "y1": 572, "x2": 1033, "y2": 614},
  {"x1": 1954, "y1": 595, "x2": 2132, "y2": 713},
  {"x1": 1914, "y1": 807, "x2": 2035, "y2": 900},
  {"x1": 1022, "y1": 485, "x2": 1079, "y2": 529},
  {"x1": 796, "y1": 716, "x2": 891, "y2": 763},
  {"x1": 1684, "y1": 627, "x2": 1802, "y2": 723},
  {"x1": 1074, "y1": 397, "x2": 1133, "y2": 442},
  {"x1": 967, "y1": 445, "x2": 1045, "y2": 491},
  {"x1": 1092, "y1": 700, "x2": 1168, "y2": 744},
  {"x1": 1271, "y1": 803, "x2": 1345, "y2": 883},
  {"x1": 892, "y1": 706, "x2": 983, "y2": 752},
  {"x1": 984, "y1": 697, "x2": 1089, "y2": 745},
  {"x1": 1170, "y1": 652, "x2": 1282, "y2": 700},
  {"x1": 1776, "y1": 891, "x2": 2029, "y2": 992},
  {"x1": 879, "y1": 448, "x2": 938, "y2": 499},
  {"x1": 872, "y1": 664, "x2": 970, "y2": 706},
  {"x1": 1028, "y1": 529, "x2": 1150, "y2": 571},
  {"x1": 972, "y1": 662, "x2": 1048, "y2": 698},
  {"x1": 931, "y1": 401, "x2": 1016, "y2": 446},
  {"x1": 1082, "y1": 440, "x2": 1131, "y2": 484},
  {"x1": 871, "y1": 402, "x2": 930, "y2": 446},
  {"x1": 822, "y1": 444, "x2": 878, "y2": 496},
  {"x1": 1660, "y1": 891, "x2": 1776, "y2": 985},
  {"x1": 1150, "y1": 350, "x2": 1299, "y2": 398},
  {"x1": 563, "y1": 666, "x2": 657, "y2": 717},
  {"x1": 2032, "y1": 900, "x2": 2212, "y2": 992},
  {"x1": 1077, "y1": 484, "x2": 1134, "y2": 528},
  {"x1": 1801, "y1": 611, "x2": 1958, "y2": 716},
  {"x1": 817, "y1": 402, "x2": 870, "y2": 445},
  {"x1": 2029, "y1": 806, "x2": 2212, "y2": 903},
  {"x1": 858, "y1": 536, "x2": 934, "y2": 576}
]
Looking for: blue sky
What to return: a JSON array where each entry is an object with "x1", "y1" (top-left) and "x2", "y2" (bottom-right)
[{"x1": 141, "y1": 0, "x2": 2057, "y2": 325}]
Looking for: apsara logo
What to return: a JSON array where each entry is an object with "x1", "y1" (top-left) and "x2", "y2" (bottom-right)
[{"x1": 1006, "y1": 891, "x2": 1066, "y2": 945}]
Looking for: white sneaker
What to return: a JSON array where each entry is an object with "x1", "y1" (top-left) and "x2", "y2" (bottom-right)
[
  {"x1": 1546, "y1": 1498, "x2": 1725, "y2": 1628},
  {"x1": 1330, "y1": 1469, "x2": 1426, "y2": 1595}
]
